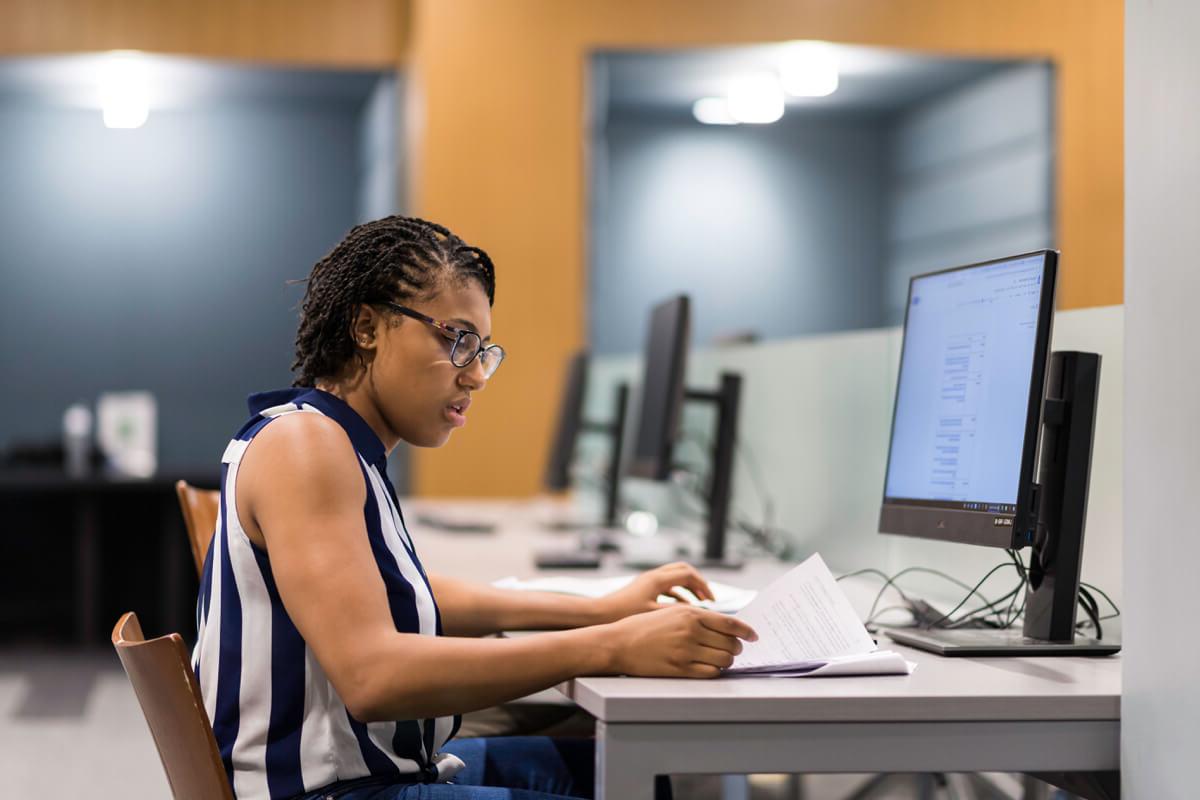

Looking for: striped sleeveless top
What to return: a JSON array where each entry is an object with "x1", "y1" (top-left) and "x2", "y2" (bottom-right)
[{"x1": 192, "y1": 388, "x2": 460, "y2": 800}]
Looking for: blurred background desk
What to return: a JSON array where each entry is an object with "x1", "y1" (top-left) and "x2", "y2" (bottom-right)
[
  {"x1": 0, "y1": 468, "x2": 218, "y2": 647},
  {"x1": 404, "y1": 496, "x2": 786, "y2": 587}
]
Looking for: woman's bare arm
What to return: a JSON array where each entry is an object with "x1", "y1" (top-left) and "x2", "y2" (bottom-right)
[
  {"x1": 427, "y1": 563, "x2": 720, "y2": 636},
  {"x1": 426, "y1": 573, "x2": 606, "y2": 635},
  {"x1": 237, "y1": 413, "x2": 755, "y2": 722}
]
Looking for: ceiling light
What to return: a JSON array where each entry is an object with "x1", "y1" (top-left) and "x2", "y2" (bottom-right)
[
  {"x1": 99, "y1": 51, "x2": 149, "y2": 129},
  {"x1": 780, "y1": 41, "x2": 840, "y2": 98},
  {"x1": 692, "y1": 97, "x2": 739, "y2": 125},
  {"x1": 727, "y1": 74, "x2": 785, "y2": 124}
]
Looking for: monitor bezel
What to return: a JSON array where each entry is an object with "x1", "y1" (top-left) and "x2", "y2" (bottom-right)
[
  {"x1": 627, "y1": 295, "x2": 690, "y2": 482},
  {"x1": 543, "y1": 350, "x2": 589, "y2": 491},
  {"x1": 878, "y1": 249, "x2": 1059, "y2": 549}
]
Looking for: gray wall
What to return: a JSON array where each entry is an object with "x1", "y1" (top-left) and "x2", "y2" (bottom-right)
[
  {"x1": 591, "y1": 115, "x2": 889, "y2": 354},
  {"x1": 589, "y1": 63, "x2": 1054, "y2": 354},
  {"x1": 358, "y1": 75, "x2": 401, "y2": 225},
  {"x1": 0, "y1": 95, "x2": 365, "y2": 469},
  {"x1": 1124, "y1": 0, "x2": 1200, "y2": 794},
  {"x1": 883, "y1": 63, "x2": 1054, "y2": 323},
  {"x1": 354, "y1": 74, "x2": 413, "y2": 494}
]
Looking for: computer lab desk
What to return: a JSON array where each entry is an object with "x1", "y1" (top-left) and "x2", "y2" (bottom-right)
[
  {"x1": 406, "y1": 499, "x2": 1121, "y2": 800},
  {"x1": 557, "y1": 646, "x2": 1119, "y2": 800}
]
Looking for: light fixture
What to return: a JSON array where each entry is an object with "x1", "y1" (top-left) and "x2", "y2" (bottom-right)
[
  {"x1": 99, "y1": 51, "x2": 150, "y2": 129},
  {"x1": 727, "y1": 74, "x2": 785, "y2": 124},
  {"x1": 780, "y1": 41, "x2": 840, "y2": 98},
  {"x1": 692, "y1": 97, "x2": 739, "y2": 125}
]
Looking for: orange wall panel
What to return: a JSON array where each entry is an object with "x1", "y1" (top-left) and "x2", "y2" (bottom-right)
[
  {"x1": 407, "y1": 0, "x2": 1123, "y2": 497},
  {"x1": 0, "y1": 0, "x2": 406, "y2": 67}
]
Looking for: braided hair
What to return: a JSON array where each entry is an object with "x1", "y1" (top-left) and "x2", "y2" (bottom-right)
[{"x1": 291, "y1": 215, "x2": 496, "y2": 387}]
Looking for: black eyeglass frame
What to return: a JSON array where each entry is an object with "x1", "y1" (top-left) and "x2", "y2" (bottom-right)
[{"x1": 380, "y1": 302, "x2": 506, "y2": 377}]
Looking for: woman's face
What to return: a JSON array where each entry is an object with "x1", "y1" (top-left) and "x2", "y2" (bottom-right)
[{"x1": 366, "y1": 280, "x2": 494, "y2": 449}]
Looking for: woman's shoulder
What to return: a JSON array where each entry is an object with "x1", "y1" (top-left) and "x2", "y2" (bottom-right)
[{"x1": 239, "y1": 411, "x2": 365, "y2": 500}]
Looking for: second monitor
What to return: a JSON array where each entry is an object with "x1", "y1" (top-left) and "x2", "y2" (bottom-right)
[{"x1": 629, "y1": 294, "x2": 744, "y2": 569}]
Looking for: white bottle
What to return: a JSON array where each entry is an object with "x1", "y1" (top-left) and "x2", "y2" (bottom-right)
[{"x1": 63, "y1": 403, "x2": 93, "y2": 478}]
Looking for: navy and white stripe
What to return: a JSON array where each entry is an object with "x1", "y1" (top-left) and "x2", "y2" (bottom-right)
[{"x1": 193, "y1": 388, "x2": 459, "y2": 800}]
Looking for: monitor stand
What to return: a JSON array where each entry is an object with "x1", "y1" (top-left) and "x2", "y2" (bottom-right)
[
  {"x1": 883, "y1": 627, "x2": 1119, "y2": 657},
  {"x1": 682, "y1": 372, "x2": 745, "y2": 570},
  {"x1": 887, "y1": 352, "x2": 1120, "y2": 658}
]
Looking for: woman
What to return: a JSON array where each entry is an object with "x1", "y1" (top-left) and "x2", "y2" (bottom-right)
[{"x1": 192, "y1": 216, "x2": 756, "y2": 800}]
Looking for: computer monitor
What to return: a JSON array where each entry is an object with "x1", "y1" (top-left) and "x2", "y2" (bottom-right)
[
  {"x1": 545, "y1": 351, "x2": 590, "y2": 492},
  {"x1": 542, "y1": 350, "x2": 628, "y2": 530},
  {"x1": 627, "y1": 295, "x2": 743, "y2": 568},
  {"x1": 879, "y1": 250, "x2": 1118, "y2": 655},
  {"x1": 628, "y1": 297, "x2": 690, "y2": 482}
]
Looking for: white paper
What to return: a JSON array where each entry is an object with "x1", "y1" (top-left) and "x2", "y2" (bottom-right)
[
  {"x1": 727, "y1": 650, "x2": 917, "y2": 678},
  {"x1": 96, "y1": 391, "x2": 157, "y2": 477},
  {"x1": 723, "y1": 553, "x2": 911, "y2": 678},
  {"x1": 492, "y1": 574, "x2": 756, "y2": 614},
  {"x1": 729, "y1": 553, "x2": 876, "y2": 671}
]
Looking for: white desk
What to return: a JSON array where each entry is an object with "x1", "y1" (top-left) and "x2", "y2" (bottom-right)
[
  {"x1": 558, "y1": 645, "x2": 1120, "y2": 800},
  {"x1": 407, "y1": 499, "x2": 1121, "y2": 799}
]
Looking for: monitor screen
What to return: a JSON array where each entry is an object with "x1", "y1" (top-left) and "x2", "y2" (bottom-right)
[
  {"x1": 544, "y1": 350, "x2": 589, "y2": 491},
  {"x1": 628, "y1": 295, "x2": 690, "y2": 481},
  {"x1": 880, "y1": 251, "x2": 1057, "y2": 547}
]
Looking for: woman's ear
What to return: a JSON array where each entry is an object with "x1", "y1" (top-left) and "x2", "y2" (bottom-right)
[{"x1": 349, "y1": 304, "x2": 381, "y2": 351}]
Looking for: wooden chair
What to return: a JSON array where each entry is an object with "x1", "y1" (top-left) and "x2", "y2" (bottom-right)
[
  {"x1": 175, "y1": 480, "x2": 220, "y2": 577},
  {"x1": 112, "y1": 612, "x2": 233, "y2": 800}
]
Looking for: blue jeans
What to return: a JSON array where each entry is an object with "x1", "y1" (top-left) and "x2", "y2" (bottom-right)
[{"x1": 296, "y1": 737, "x2": 671, "y2": 800}]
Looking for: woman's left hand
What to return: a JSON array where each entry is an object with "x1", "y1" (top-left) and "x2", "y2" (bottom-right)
[{"x1": 595, "y1": 562, "x2": 716, "y2": 623}]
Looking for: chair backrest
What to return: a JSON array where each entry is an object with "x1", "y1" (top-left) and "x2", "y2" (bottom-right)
[
  {"x1": 175, "y1": 480, "x2": 220, "y2": 577},
  {"x1": 112, "y1": 612, "x2": 233, "y2": 800}
]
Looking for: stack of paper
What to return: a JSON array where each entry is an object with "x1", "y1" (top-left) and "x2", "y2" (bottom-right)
[{"x1": 726, "y1": 554, "x2": 916, "y2": 678}]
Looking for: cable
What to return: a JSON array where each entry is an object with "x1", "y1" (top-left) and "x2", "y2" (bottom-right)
[
  {"x1": 1075, "y1": 586, "x2": 1104, "y2": 639},
  {"x1": 837, "y1": 567, "x2": 895, "y2": 583},
  {"x1": 1080, "y1": 581, "x2": 1121, "y2": 620},
  {"x1": 674, "y1": 430, "x2": 1126, "y2": 639},
  {"x1": 674, "y1": 431, "x2": 796, "y2": 558},
  {"x1": 943, "y1": 582, "x2": 1025, "y2": 630},
  {"x1": 919, "y1": 561, "x2": 1025, "y2": 629},
  {"x1": 670, "y1": 452, "x2": 795, "y2": 559},
  {"x1": 866, "y1": 605, "x2": 916, "y2": 629},
  {"x1": 862, "y1": 564, "x2": 1013, "y2": 626}
]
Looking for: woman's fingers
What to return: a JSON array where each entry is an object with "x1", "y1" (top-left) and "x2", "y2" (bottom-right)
[
  {"x1": 685, "y1": 662, "x2": 723, "y2": 679},
  {"x1": 694, "y1": 626, "x2": 744, "y2": 655},
  {"x1": 646, "y1": 562, "x2": 715, "y2": 604},
  {"x1": 689, "y1": 643, "x2": 737, "y2": 670},
  {"x1": 696, "y1": 608, "x2": 758, "y2": 642},
  {"x1": 661, "y1": 589, "x2": 692, "y2": 605},
  {"x1": 664, "y1": 563, "x2": 715, "y2": 602}
]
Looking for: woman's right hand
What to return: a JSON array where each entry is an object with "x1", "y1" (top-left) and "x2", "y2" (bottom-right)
[{"x1": 603, "y1": 605, "x2": 758, "y2": 678}]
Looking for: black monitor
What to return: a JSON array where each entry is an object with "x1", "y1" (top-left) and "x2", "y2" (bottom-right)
[
  {"x1": 628, "y1": 295, "x2": 743, "y2": 568},
  {"x1": 628, "y1": 296, "x2": 690, "y2": 481},
  {"x1": 545, "y1": 351, "x2": 591, "y2": 491},
  {"x1": 879, "y1": 250, "x2": 1118, "y2": 655},
  {"x1": 542, "y1": 350, "x2": 628, "y2": 530}
]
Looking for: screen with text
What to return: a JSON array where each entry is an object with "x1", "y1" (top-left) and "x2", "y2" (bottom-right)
[{"x1": 884, "y1": 254, "x2": 1047, "y2": 510}]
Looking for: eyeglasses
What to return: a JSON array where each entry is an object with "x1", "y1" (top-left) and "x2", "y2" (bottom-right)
[{"x1": 382, "y1": 302, "x2": 506, "y2": 379}]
